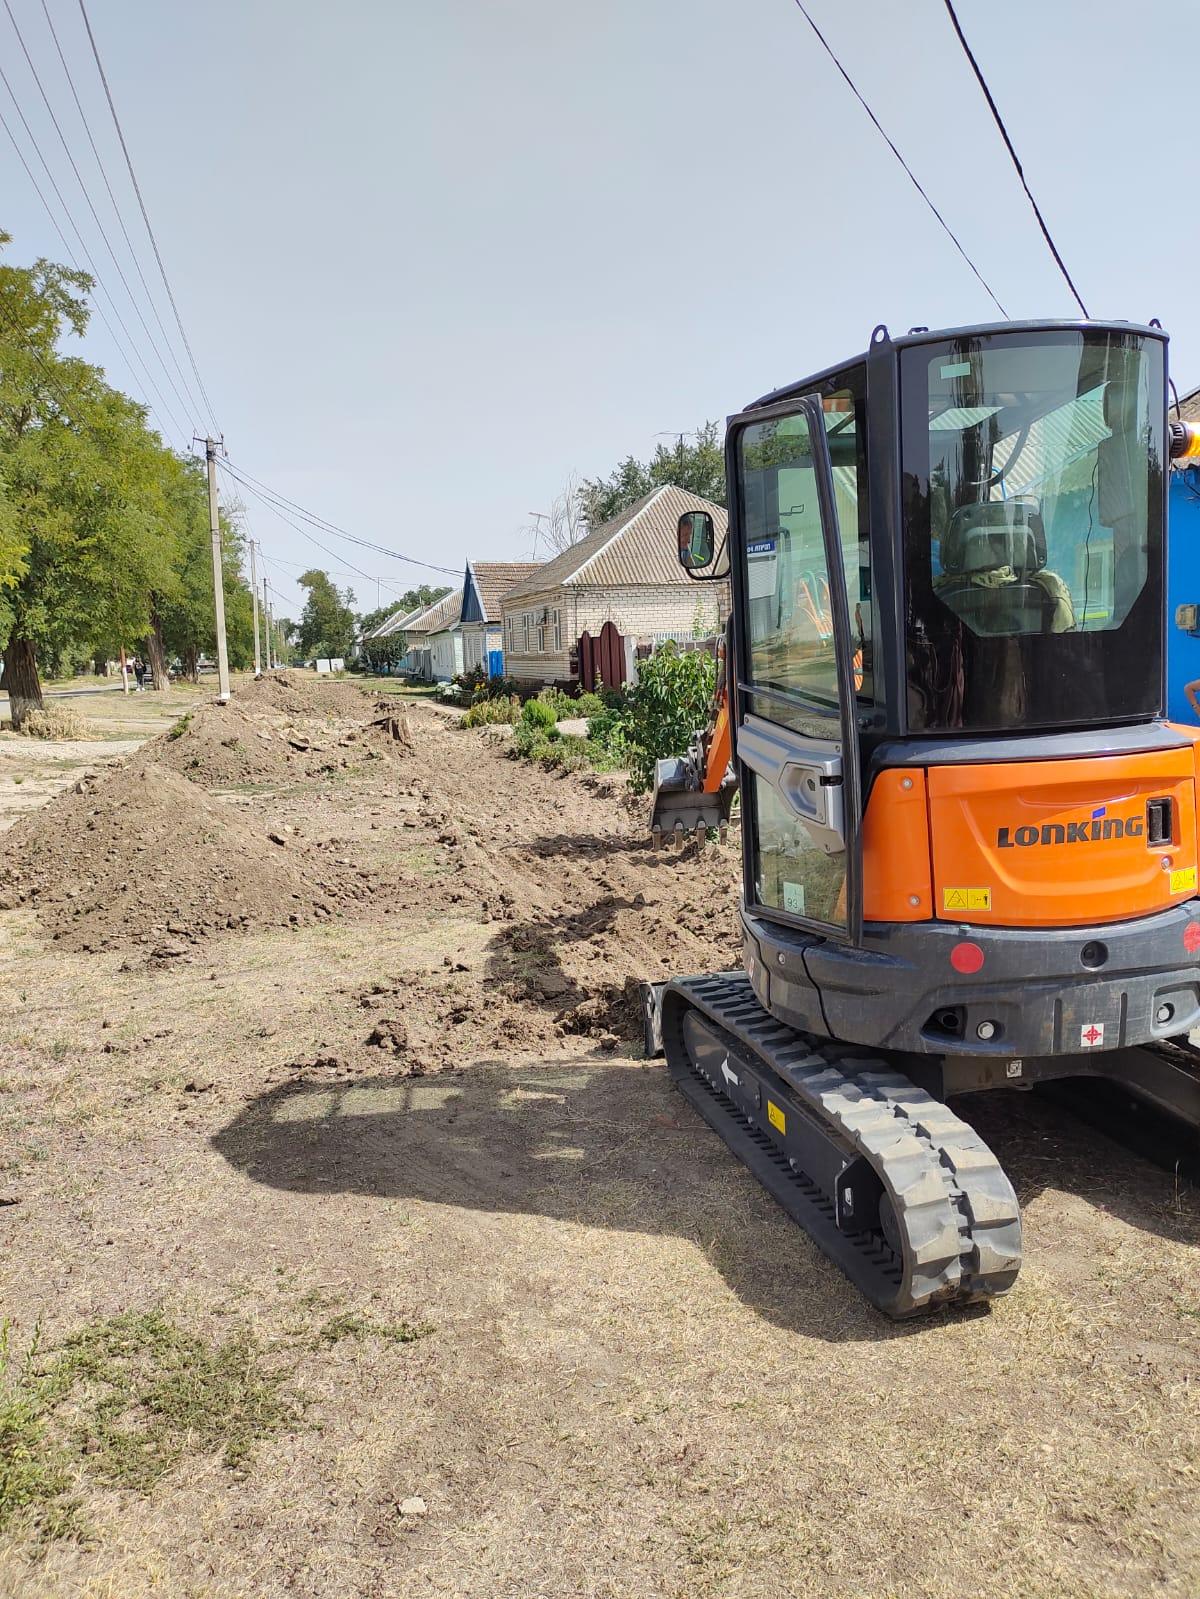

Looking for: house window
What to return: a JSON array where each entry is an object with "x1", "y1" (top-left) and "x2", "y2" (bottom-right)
[
  {"x1": 536, "y1": 621, "x2": 546, "y2": 653},
  {"x1": 552, "y1": 608, "x2": 561, "y2": 651},
  {"x1": 522, "y1": 614, "x2": 530, "y2": 653}
]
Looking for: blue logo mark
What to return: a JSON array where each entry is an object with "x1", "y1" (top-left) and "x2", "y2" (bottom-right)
[{"x1": 1092, "y1": 806, "x2": 1107, "y2": 819}]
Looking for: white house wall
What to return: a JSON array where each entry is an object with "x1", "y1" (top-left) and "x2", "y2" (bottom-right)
[{"x1": 501, "y1": 583, "x2": 728, "y2": 687}]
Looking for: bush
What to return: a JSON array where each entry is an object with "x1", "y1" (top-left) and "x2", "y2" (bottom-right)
[
  {"x1": 536, "y1": 686, "x2": 576, "y2": 718},
  {"x1": 464, "y1": 695, "x2": 520, "y2": 727},
  {"x1": 573, "y1": 691, "x2": 605, "y2": 719},
  {"x1": 619, "y1": 644, "x2": 716, "y2": 793},
  {"x1": 520, "y1": 698, "x2": 558, "y2": 732}
]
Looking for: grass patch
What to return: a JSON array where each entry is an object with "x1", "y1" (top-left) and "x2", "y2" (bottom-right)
[
  {"x1": 165, "y1": 711, "x2": 192, "y2": 741},
  {"x1": 0, "y1": 1310, "x2": 300, "y2": 1544},
  {"x1": 312, "y1": 1311, "x2": 433, "y2": 1349}
]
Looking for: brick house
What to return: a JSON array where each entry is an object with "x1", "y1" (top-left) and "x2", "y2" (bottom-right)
[
  {"x1": 460, "y1": 560, "x2": 544, "y2": 675},
  {"x1": 499, "y1": 486, "x2": 730, "y2": 689}
]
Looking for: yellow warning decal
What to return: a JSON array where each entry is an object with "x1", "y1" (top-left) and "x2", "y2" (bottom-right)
[
  {"x1": 942, "y1": 887, "x2": 992, "y2": 913},
  {"x1": 1171, "y1": 867, "x2": 1197, "y2": 895},
  {"x1": 767, "y1": 1100, "x2": 786, "y2": 1135}
]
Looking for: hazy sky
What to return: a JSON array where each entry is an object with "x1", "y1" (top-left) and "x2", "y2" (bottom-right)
[{"x1": 2, "y1": 0, "x2": 1195, "y2": 618}]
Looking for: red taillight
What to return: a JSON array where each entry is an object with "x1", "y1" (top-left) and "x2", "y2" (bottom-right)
[
  {"x1": 1184, "y1": 922, "x2": 1200, "y2": 955},
  {"x1": 950, "y1": 941, "x2": 985, "y2": 974}
]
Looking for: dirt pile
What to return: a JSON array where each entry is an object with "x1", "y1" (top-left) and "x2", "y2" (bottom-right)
[
  {"x1": 154, "y1": 674, "x2": 411, "y2": 790},
  {"x1": 0, "y1": 761, "x2": 372, "y2": 954}
]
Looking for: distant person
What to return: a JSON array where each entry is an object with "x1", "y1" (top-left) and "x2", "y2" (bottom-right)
[
  {"x1": 1185, "y1": 680, "x2": 1200, "y2": 722},
  {"x1": 133, "y1": 657, "x2": 146, "y2": 691}
]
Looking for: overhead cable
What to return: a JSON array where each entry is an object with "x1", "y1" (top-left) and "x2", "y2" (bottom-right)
[
  {"x1": 941, "y1": 0, "x2": 1089, "y2": 318},
  {"x1": 1, "y1": 0, "x2": 199, "y2": 428},
  {"x1": 35, "y1": 0, "x2": 211, "y2": 427},
  {"x1": 76, "y1": 0, "x2": 221, "y2": 431},
  {"x1": 221, "y1": 459, "x2": 460, "y2": 576},
  {"x1": 0, "y1": 92, "x2": 191, "y2": 443},
  {"x1": 789, "y1": 0, "x2": 1008, "y2": 318},
  {"x1": 219, "y1": 463, "x2": 429, "y2": 596}
]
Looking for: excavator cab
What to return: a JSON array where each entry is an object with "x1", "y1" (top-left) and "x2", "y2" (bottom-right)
[{"x1": 653, "y1": 320, "x2": 1200, "y2": 1317}]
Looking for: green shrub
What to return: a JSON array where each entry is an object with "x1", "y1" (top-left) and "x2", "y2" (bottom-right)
[
  {"x1": 536, "y1": 686, "x2": 575, "y2": 718},
  {"x1": 619, "y1": 644, "x2": 716, "y2": 793},
  {"x1": 521, "y1": 698, "x2": 558, "y2": 731},
  {"x1": 510, "y1": 720, "x2": 551, "y2": 759},
  {"x1": 573, "y1": 691, "x2": 605, "y2": 719},
  {"x1": 464, "y1": 695, "x2": 520, "y2": 727}
]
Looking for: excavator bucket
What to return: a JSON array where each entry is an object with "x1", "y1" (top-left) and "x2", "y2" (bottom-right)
[{"x1": 650, "y1": 755, "x2": 731, "y2": 848}]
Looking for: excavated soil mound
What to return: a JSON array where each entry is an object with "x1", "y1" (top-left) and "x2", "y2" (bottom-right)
[
  {"x1": 153, "y1": 675, "x2": 411, "y2": 789},
  {"x1": 0, "y1": 761, "x2": 370, "y2": 955}
]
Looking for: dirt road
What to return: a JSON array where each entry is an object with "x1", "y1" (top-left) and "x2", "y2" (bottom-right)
[{"x1": 1, "y1": 682, "x2": 1198, "y2": 1598}]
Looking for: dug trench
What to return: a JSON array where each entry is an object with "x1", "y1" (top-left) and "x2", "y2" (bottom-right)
[{"x1": 1, "y1": 680, "x2": 1198, "y2": 1599}]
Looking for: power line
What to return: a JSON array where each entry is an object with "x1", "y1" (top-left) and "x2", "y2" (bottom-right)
[
  {"x1": 941, "y1": 0, "x2": 1089, "y2": 319},
  {"x1": 0, "y1": 0, "x2": 199, "y2": 431},
  {"x1": 789, "y1": 0, "x2": 1008, "y2": 319},
  {"x1": 76, "y1": 0, "x2": 221, "y2": 432},
  {"x1": 35, "y1": 0, "x2": 211, "y2": 427},
  {"x1": 0, "y1": 90, "x2": 191, "y2": 443},
  {"x1": 221, "y1": 459, "x2": 460, "y2": 575},
  {"x1": 219, "y1": 463, "x2": 414, "y2": 598},
  {"x1": 255, "y1": 547, "x2": 411, "y2": 594}
]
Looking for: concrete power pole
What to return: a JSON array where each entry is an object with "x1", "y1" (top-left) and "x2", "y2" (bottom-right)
[
  {"x1": 205, "y1": 438, "x2": 232, "y2": 702},
  {"x1": 249, "y1": 539, "x2": 262, "y2": 678},
  {"x1": 263, "y1": 579, "x2": 275, "y2": 670}
]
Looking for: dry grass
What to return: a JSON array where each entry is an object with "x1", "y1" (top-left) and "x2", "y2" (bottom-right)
[
  {"x1": 0, "y1": 695, "x2": 1196, "y2": 1597},
  {"x1": 14, "y1": 708, "x2": 92, "y2": 742}
]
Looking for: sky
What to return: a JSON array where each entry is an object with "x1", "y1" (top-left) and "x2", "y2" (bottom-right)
[{"x1": 2, "y1": 0, "x2": 1196, "y2": 620}]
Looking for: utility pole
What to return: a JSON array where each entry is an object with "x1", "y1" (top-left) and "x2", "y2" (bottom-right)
[
  {"x1": 249, "y1": 539, "x2": 262, "y2": 678},
  {"x1": 204, "y1": 438, "x2": 231, "y2": 702},
  {"x1": 263, "y1": 579, "x2": 275, "y2": 670}
]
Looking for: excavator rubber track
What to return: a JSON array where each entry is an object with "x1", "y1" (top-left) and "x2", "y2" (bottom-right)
[{"x1": 661, "y1": 974, "x2": 1023, "y2": 1319}]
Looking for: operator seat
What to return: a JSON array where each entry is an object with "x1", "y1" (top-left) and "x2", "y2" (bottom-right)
[{"x1": 936, "y1": 499, "x2": 1056, "y2": 636}]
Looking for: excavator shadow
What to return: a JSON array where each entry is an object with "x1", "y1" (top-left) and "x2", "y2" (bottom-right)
[{"x1": 211, "y1": 1054, "x2": 1199, "y2": 1343}]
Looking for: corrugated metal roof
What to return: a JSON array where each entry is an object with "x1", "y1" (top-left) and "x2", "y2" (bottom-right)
[
  {"x1": 502, "y1": 485, "x2": 728, "y2": 600},
  {"x1": 409, "y1": 589, "x2": 462, "y2": 635},
  {"x1": 364, "y1": 604, "x2": 425, "y2": 641},
  {"x1": 468, "y1": 561, "x2": 545, "y2": 622}
]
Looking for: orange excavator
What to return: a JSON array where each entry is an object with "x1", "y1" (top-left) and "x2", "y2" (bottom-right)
[{"x1": 646, "y1": 318, "x2": 1200, "y2": 1317}]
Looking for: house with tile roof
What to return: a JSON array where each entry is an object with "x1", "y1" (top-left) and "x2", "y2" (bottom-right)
[
  {"x1": 499, "y1": 485, "x2": 730, "y2": 688},
  {"x1": 460, "y1": 560, "x2": 544, "y2": 675}
]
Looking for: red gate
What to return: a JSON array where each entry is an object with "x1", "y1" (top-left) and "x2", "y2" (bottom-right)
[{"x1": 578, "y1": 620, "x2": 624, "y2": 693}]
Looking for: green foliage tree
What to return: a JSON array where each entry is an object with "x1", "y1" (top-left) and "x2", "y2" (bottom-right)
[
  {"x1": 0, "y1": 230, "x2": 263, "y2": 718},
  {"x1": 297, "y1": 569, "x2": 356, "y2": 661},
  {"x1": 579, "y1": 421, "x2": 726, "y2": 530}
]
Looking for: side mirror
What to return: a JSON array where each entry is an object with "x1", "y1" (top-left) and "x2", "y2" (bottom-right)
[{"x1": 677, "y1": 511, "x2": 716, "y2": 571}]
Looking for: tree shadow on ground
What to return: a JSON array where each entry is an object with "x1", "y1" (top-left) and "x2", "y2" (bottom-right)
[{"x1": 212, "y1": 1052, "x2": 1200, "y2": 1346}]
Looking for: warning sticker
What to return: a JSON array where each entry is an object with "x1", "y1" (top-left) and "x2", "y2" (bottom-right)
[
  {"x1": 942, "y1": 886, "x2": 992, "y2": 913},
  {"x1": 1080, "y1": 1022, "x2": 1106, "y2": 1048},
  {"x1": 1171, "y1": 866, "x2": 1197, "y2": 895},
  {"x1": 767, "y1": 1100, "x2": 787, "y2": 1135}
]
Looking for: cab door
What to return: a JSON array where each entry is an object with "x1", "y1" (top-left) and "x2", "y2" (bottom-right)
[{"x1": 729, "y1": 393, "x2": 864, "y2": 942}]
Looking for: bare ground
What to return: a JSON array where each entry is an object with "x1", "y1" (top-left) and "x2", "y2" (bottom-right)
[{"x1": 0, "y1": 681, "x2": 1198, "y2": 1598}]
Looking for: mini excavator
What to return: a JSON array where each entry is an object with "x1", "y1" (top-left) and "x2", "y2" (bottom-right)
[{"x1": 646, "y1": 318, "x2": 1200, "y2": 1318}]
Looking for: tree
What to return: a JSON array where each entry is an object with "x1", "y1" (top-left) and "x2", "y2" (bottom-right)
[
  {"x1": 528, "y1": 472, "x2": 587, "y2": 556},
  {"x1": 0, "y1": 237, "x2": 196, "y2": 725},
  {"x1": 579, "y1": 421, "x2": 726, "y2": 531},
  {"x1": 297, "y1": 569, "x2": 356, "y2": 660}
]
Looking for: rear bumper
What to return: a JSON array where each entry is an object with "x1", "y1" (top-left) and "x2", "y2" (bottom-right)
[{"x1": 741, "y1": 901, "x2": 1200, "y2": 1058}]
